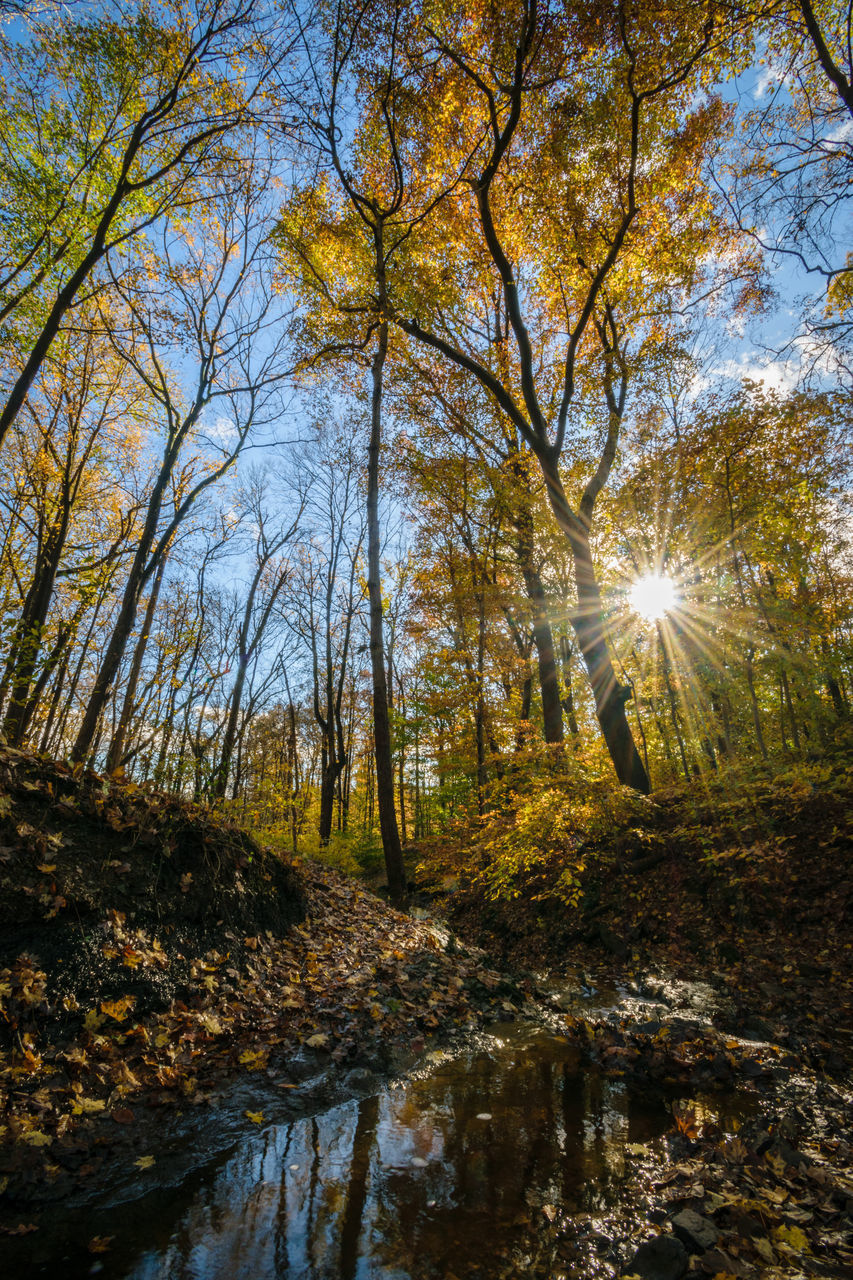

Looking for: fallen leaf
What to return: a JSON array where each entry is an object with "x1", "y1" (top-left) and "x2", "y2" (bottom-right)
[
  {"x1": 245, "y1": 1110, "x2": 264, "y2": 1124},
  {"x1": 134, "y1": 1156, "x2": 155, "y2": 1170},
  {"x1": 101, "y1": 996, "x2": 135, "y2": 1022},
  {"x1": 20, "y1": 1130, "x2": 52, "y2": 1147},
  {"x1": 773, "y1": 1223, "x2": 810, "y2": 1253},
  {"x1": 72, "y1": 1097, "x2": 106, "y2": 1115},
  {"x1": 239, "y1": 1048, "x2": 268, "y2": 1070}
]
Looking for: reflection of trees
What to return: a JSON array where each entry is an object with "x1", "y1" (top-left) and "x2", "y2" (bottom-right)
[
  {"x1": 370, "y1": 1037, "x2": 638, "y2": 1277},
  {"x1": 339, "y1": 1094, "x2": 380, "y2": 1280},
  {"x1": 122, "y1": 1038, "x2": 670, "y2": 1280},
  {"x1": 273, "y1": 1130, "x2": 293, "y2": 1275}
]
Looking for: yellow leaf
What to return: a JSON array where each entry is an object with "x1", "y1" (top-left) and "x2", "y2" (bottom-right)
[
  {"x1": 71, "y1": 1097, "x2": 106, "y2": 1115},
  {"x1": 773, "y1": 1224, "x2": 809, "y2": 1253},
  {"x1": 239, "y1": 1048, "x2": 268, "y2": 1070},
  {"x1": 305, "y1": 1033, "x2": 328, "y2": 1048},
  {"x1": 21, "y1": 1130, "x2": 52, "y2": 1146},
  {"x1": 134, "y1": 1155, "x2": 155, "y2": 1170},
  {"x1": 37, "y1": 864, "x2": 57, "y2": 874},
  {"x1": 101, "y1": 996, "x2": 135, "y2": 1022},
  {"x1": 244, "y1": 1110, "x2": 264, "y2": 1124},
  {"x1": 83, "y1": 1010, "x2": 105, "y2": 1033}
]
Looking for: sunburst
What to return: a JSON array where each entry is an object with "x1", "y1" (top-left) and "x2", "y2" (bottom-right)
[{"x1": 628, "y1": 573, "x2": 678, "y2": 622}]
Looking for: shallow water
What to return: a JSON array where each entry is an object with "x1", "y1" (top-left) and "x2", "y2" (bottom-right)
[{"x1": 11, "y1": 1023, "x2": 675, "y2": 1280}]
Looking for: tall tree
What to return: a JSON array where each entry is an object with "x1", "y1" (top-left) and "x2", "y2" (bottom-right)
[
  {"x1": 209, "y1": 470, "x2": 303, "y2": 799},
  {"x1": 71, "y1": 156, "x2": 294, "y2": 761},
  {"x1": 0, "y1": 0, "x2": 279, "y2": 451},
  {"x1": 376, "y1": 0, "x2": 737, "y2": 791}
]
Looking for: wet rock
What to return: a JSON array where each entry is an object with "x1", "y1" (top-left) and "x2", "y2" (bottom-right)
[
  {"x1": 742, "y1": 1058, "x2": 770, "y2": 1078},
  {"x1": 739, "y1": 1016, "x2": 774, "y2": 1041},
  {"x1": 623, "y1": 1233, "x2": 688, "y2": 1280},
  {"x1": 641, "y1": 977, "x2": 670, "y2": 1003},
  {"x1": 716, "y1": 940, "x2": 741, "y2": 965},
  {"x1": 343, "y1": 1066, "x2": 378, "y2": 1094},
  {"x1": 600, "y1": 927, "x2": 628, "y2": 959},
  {"x1": 711, "y1": 1052, "x2": 732, "y2": 1080},
  {"x1": 671, "y1": 1208, "x2": 719, "y2": 1253}
]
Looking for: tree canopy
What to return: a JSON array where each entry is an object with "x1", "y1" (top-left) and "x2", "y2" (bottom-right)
[{"x1": 0, "y1": 0, "x2": 850, "y2": 890}]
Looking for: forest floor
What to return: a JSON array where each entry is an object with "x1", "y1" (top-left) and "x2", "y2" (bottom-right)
[
  {"x1": 0, "y1": 743, "x2": 851, "y2": 1278},
  {"x1": 431, "y1": 754, "x2": 853, "y2": 1279}
]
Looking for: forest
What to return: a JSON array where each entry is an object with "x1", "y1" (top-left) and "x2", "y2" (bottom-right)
[{"x1": 0, "y1": 0, "x2": 851, "y2": 1277}]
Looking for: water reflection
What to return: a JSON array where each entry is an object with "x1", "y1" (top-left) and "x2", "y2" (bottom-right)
[
  {"x1": 115, "y1": 1026, "x2": 666, "y2": 1280},
  {"x1": 15, "y1": 1026, "x2": 670, "y2": 1279}
]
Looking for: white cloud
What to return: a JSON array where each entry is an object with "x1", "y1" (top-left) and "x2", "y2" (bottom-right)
[{"x1": 204, "y1": 416, "x2": 239, "y2": 447}]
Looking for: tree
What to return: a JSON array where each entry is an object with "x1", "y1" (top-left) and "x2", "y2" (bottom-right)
[
  {"x1": 288, "y1": 424, "x2": 366, "y2": 846},
  {"x1": 723, "y1": 0, "x2": 853, "y2": 350},
  {"x1": 0, "y1": 320, "x2": 143, "y2": 744},
  {"x1": 0, "y1": 0, "x2": 281, "y2": 452},
  {"x1": 371, "y1": 0, "x2": 739, "y2": 792},
  {"x1": 209, "y1": 469, "x2": 303, "y2": 799},
  {"x1": 71, "y1": 154, "x2": 294, "y2": 762}
]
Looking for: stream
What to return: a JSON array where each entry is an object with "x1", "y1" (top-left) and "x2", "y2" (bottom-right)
[{"x1": 7, "y1": 978, "x2": 751, "y2": 1280}]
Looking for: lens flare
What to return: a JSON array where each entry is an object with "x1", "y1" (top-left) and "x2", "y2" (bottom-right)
[{"x1": 629, "y1": 574, "x2": 678, "y2": 622}]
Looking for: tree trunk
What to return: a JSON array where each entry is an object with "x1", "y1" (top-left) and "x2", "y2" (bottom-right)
[
  {"x1": 744, "y1": 647, "x2": 768, "y2": 760},
  {"x1": 559, "y1": 636, "x2": 581, "y2": 737},
  {"x1": 537, "y1": 454, "x2": 649, "y2": 792},
  {"x1": 2, "y1": 521, "x2": 68, "y2": 744},
  {"x1": 526, "y1": 570, "x2": 564, "y2": 744},
  {"x1": 105, "y1": 549, "x2": 169, "y2": 772},
  {"x1": 569, "y1": 529, "x2": 650, "y2": 792},
  {"x1": 39, "y1": 647, "x2": 71, "y2": 754},
  {"x1": 658, "y1": 622, "x2": 691, "y2": 782},
  {"x1": 511, "y1": 489, "x2": 563, "y2": 743},
  {"x1": 318, "y1": 737, "x2": 344, "y2": 845},
  {"x1": 367, "y1": 322, "x2": 406, "y2": 904},
  {"x1": 212, "y1": 655, "x2": 249, "y2": 801}
]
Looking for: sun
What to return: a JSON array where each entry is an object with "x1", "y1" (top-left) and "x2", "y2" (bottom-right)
[{"x1": 629, "y1": 574, "x2": 678, "y2": 622}]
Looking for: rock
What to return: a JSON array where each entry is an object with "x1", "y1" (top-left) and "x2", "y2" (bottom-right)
[
  {"x1": 716, "y1": 940, "x2": 741, "y2": 965},
  {"x1": 599, "y1": 926, "x2": 628, "y2": 959},
  {"x1": 740, "y1": 1016, "x2": 774, "y2": 1041},
  {"x1": 343, "y1": 1066, "x2": 378, "y2": 1094},
  {"x1": 623, "y1": 1233, "x2": 688, "y2": 1280},
  {"x1": 671, "y1": 1208, "x2": 719, "y2": 1253}
]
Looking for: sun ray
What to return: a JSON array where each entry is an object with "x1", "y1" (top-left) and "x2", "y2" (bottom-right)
[{"x1": 628, "y1": 574, "x2": 678, "y2": 622}]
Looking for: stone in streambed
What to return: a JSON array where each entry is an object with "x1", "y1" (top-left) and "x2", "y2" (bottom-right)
[
  {"x1": 623, "y1": 1233, "x2": 688, "y2": 1280},
  {"x1": 671, "y1": 1208, "x2": 719, "y2": 1253}
]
